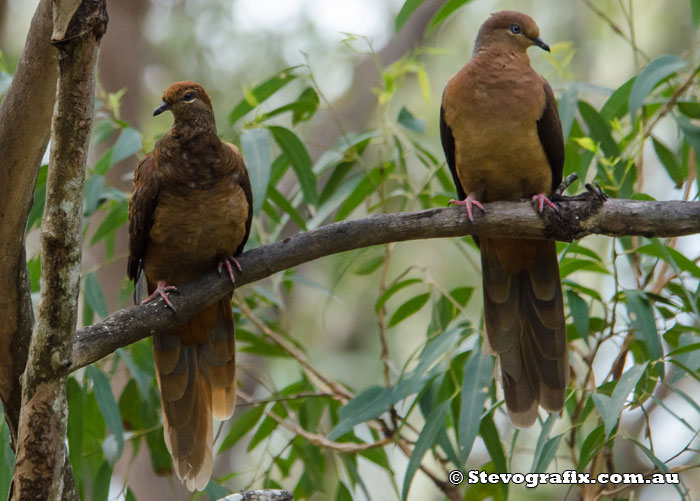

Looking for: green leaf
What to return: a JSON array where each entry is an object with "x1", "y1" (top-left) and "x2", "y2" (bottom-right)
[
  {"x1": 600, "y1": 77, "x2": 635, "y2": 121},
  {"x1": 578, "y1": 424, "x2": 605, "y2": 470},
  {"x1": 84, "y1": 272, "x2": 109, "y2": 319},
  {"x1": 335, "y1": 163, "x2": 394, "y2": 221},
  {"x1": 678, "y1": 101, "x2": 700, "y2": 118},
  {"x1": 375, "y1": 278, "x2": 422, "y2": 312},
  {"x1": 66, "y1": 377, "x2": 84, "y2": 481},
  {"x1": 397, "y1": 107, "x2": 425, "y2": 133},
  {"x1": 0, "y1": 422, "x2": 13, "y2": 501},
  {"x1": 84, "y1": 174, "x2": 105, "y2": 217},
  {"x1": 558, "y1": 84, "x2": 579, "y2": 139},
  {"x1": 458, "y1": 348, "x2": 493, "y2": 463},
  {"x1": 533, "y1": 434, "x2": 563, "y2": 473},
  {"x1": 87, "y1": 366, "x2": 124, "y2": 461},
  {"x1": 90, "y1": 200, "x2": 128, "y2": 246},
  {"x1": 219, "y1": 405, "x2": 266, "y2": 453},
  {"x1": 592, "y1": 362, "x2": 648, "y2": 436},
  {"x1": 111, "y1": 127, "x2": 142, "y2": 164},
  {"x1": 241, "y1": 128, "x2": 272, "y2": 216},
  {"x1": 268, "y1": 185, "x2": 308, "y2": 230},
  {"x1": 652, "y1": 137, "x2": 685, "y2": 187},
  {"x1": 428, "y1": 0, "x2": 473, "y2": 31},
  {"x1": 566, "y1": 290, "x2": 590, "y2": 342},
  {"x1": 262, "y1": 87, "x2": 320, "y2": 125},
  {"x1": 480, "y1": 419, "x2": 506, "y2": 480},
  {"x1": 354, "y1": 255, "x2": 384, "y2": 276},
  {"x1": 395, "y1": 0, "x2": 424, "y2": 32},
  {"x1": 625, "y1": 290, "x2": 664, "y2": 376},
  {"x1": 578, "y1": 100, "x2": 620, "y2": 157},
  {"x1": 388, "y1": 293, "x2": 430, "y2": 327},
  {"x1": 335, "y1": 482, "x2": 354, "y2": 501},
  {"x1": 92, "y1": 461, "x2": 112, "y2": 501},
  {"x1": 229, "y1": 66, "x2": 300, "y2": 124},
  {"x1": 629, "y1": 54, "x2": 687, "y2": 121},
  {"x1": 269, "y1": 126, "x2": 317, "y2": 205},
  {"x1": 401, "y1": 400, "x2": 449, "y2": 500},
  {"x1": 204, "y1": 480, "x2": 230, "y2": 500},
  {"x1": 692, "y1": 0, "x2": 700, "y2": 27},
  {"x1": 27, "y1": 165, "x2": 48, "y2": 231}
]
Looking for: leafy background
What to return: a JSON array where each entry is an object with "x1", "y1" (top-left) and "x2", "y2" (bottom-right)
[{"x1": 1, "y1": 0, "x2": 700, "y2": 499}]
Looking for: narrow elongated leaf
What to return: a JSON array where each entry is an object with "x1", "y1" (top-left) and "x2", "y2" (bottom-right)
[
  {"x1": 652, "y1": 137, "x2": 685, "y2": 187},
  {"x1": 268, "y1": 186, "x2": 308, "y2": 230},
  {"x1": 84, "y1": 272, "x2": 109, "y2": 319},
  {"x1": 566, "y1": 290, "x2": 590, "y2": 342},
  {"x1": 395, "y1": 0, "x2": 424, "y2": 31},
  {"x1": 388, "y1": 293, "x2": 430, "y2": 327},
  {"x1": 533, "y1": 434, "x2": 563, "y2": 473},
  {"x1": 270, "y1": 126, "x2": 317, "y2": 205},
  {"x1": 111, "y1": 127, "x2": 142, "y2": 164},
  {"x1": 592, "y1": 362, "x2": 648, "y2": 436},
  {"x1": 90, "y1": 200, "x2": 128, "y2": 245},
  {"x1": 87, "y1": 366, "x2": 124, "y2": 461},
  {"x1": 578, "y1": 424, "x2": 605, "y2": 470},
  {"x1": 692, "y1": 0, "x2": 700, "y2": 27},
  {"x1": 92, "y1": 461, "x2": 112, "y2": 501},
  {"x1": 335, "y1": 164, "x2": 393, "y2": 221},
  {"x1": 625, "y1": 290, "x2": 664, "y2": 376},
  {"x1": 629, "y1": 55, "x2": 687, "y2": 121},
  {"x1": 428, "y1": 0, "x2": 473, "y2": 31},
  {"x1": 530, "y1": 414, "x2": 556, "y2": 471},
  {"x1": 558, "y1": 84, "x2": 578, "y2": 139},
  {"x1": 458, "y1": 348, "x2": 493, "y2": 462},
  {"x1": 402, "y1": 400, "x2": 449, "y2": 500},
  {"x1": 229, "y1": 66, "x2": 300, "y2": 123},
  {"x1": 241, "y1": 128, "x2": 272, "y2": 215},
  {"x1": 600, "y1": 77, "x2": 635, "y2": 121},
  {"x1": 219, "y1": 405, "x2": 266, "y2": 453},
  {"x1": 397, "y1": 107, "x2": 425, "y2": 133},
  {"x1": 578, "y1": 100, "x2": 620, "y2": 157},
  {"x1": 375, "y1": 278, "x2": 422, "y2": 312},
  {"x1": 66, "y1": 378, "x2": 84, "y2": 481}
]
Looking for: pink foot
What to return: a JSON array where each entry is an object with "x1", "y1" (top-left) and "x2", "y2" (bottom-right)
[
  {"x1": 143, "y1": 281, "x2": 178, "y2": 310},
  {"x1": 217, "y1": 256, "x2": 242, "y2": 284},
  {"x1": 448, "y1": 193, "x2": 485, "y2": 222},
  {"x1": 531, "y1": 194, "x2": 559, "y2": 213}
]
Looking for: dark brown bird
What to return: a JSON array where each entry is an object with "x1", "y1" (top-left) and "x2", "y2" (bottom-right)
[
  {"x1": 440, "y1": 11, "x2": 568, "y2": 427},
  {"x1": 127, "y1": 81, "x2": 252, "y2": 489}
]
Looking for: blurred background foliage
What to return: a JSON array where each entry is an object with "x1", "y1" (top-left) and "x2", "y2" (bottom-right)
[{"x1": 1, "y1": 0, "x2": 700, "y2": 499}]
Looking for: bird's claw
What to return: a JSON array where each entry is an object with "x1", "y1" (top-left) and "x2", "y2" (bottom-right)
[
  {"x1": 531, "y1": 194, "x2": 558, "y2": 213},
  {"x1": 143, "y1": 281, "x2": 179, "y2": 311},
  {"x1": 448, "y1": 193, "x2": 485, "y2": 222},
  {"x1": 217, "y1": 256, "x2": 242, "y2": 284}
]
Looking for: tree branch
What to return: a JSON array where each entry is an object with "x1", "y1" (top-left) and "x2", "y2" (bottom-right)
[
  {"x1": 71, "y1": 196, "x2": 700, "y2": 371},
  {"x1": 12, "y1": 1, "x2": 107, "y2": 498}
]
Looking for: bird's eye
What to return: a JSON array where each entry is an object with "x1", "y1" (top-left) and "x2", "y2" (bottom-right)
[
  {"x1": 510, "y1": 24, "x2": 521, "y2": 34},
  {"x1": 183, "y1": 92, "x2": 195, "y2": 102}
]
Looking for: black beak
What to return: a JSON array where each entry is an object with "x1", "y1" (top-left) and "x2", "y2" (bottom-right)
[
  {"x1": 153, "y1": 102, "x2": 171, "y2": 116},
  {"x1": 532, "y1": 37, "x2": 550, "y2": 52}
]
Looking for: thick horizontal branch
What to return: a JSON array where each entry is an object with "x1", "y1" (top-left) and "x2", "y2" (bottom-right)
[{"x1": 72, "y1": 196, "x2": 700, "y2": 371}]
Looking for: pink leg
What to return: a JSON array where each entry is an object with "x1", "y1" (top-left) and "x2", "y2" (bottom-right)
[
  {"x1": 217, "y1": 256, "x2": 243, "y2": 284},
  {"x1": 531, "y1": 194, "x2": 559, "y2": 213},
  {"x1": 143, "y1": 281, "x2": 178, "y2": 310},
  {"x1": 448, "y1": 193, "x2": 485, "y2": 222}
]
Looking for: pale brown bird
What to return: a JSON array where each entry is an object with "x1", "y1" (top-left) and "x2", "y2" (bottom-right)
[
  {"x1": 440, "y1": 11, "x2": 568, "y2": 426},
  {"x1": 127, "y1": 81, "x2": 252, "y2": 489}
]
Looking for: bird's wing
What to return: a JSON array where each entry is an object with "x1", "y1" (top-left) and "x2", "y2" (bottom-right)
[
  {"x1": 440, "y1": 99, "x2": 467, "y2": 201},
  {"x1": 226, "y1": 142, "x2": 253, "y2": 256},
  {"x1": 127, "y1": 152, "x2": 160, "y2": 288},
  {"x1": 536, "y1": 80, "x2": 565, "y2": 192}
]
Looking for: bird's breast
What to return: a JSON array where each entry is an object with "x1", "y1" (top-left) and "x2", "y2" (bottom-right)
[{"x1": 144, "y1": 180, "x2": 249, "y2": 285}]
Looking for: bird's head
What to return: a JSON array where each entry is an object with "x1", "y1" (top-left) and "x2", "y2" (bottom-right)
[
  {"x1": 474, "y1": 11, "x2": 550, "y2": 54},
  {"x1": 153, "y1": 81, "x2": 215, "y2": 127}
]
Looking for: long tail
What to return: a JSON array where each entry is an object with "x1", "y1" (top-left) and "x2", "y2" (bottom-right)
[
  {"x1": 153, "y1": 294, "x2": 236, "y2": 490},
  {"x1": 480, "y1": 237, "x2": 568, "y2": 427}
]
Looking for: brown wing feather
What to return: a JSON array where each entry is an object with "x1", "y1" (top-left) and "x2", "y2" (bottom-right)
[
  {"x1": 439, "y1": 101, "x2": 466, "y2": 202},
  {"x1": 226, "y1": 143, "x2": 253, "y2": 256},
  {"x1": 537, "y1": 80, "x2": 565, "y2": 192},
  {"x1": 127, "y1": 153, "x2": 160, "y2": 286}
]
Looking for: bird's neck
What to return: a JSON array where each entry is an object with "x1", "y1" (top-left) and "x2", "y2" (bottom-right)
[{"x1": 472, "y1": 44, "x2": 531, "y2": 68}]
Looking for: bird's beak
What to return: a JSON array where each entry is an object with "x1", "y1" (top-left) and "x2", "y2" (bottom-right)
[
  {"x1": 532, "y1": 37, "x2": 550, "y2": 52},
  {"x1": 153, "y1": 102, "x2": 171, "y2": 116}
]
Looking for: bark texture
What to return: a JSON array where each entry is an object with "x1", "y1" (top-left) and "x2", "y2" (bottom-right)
[
  {"x1": 71, "y1": 195, "x2": 700, "y2": 372},
  {"x1": 11, "y1": 1, "x2": 107, "y2": 499},
  {"x1": 0, "y1": 0, "x2": 58, "y2": 444}
]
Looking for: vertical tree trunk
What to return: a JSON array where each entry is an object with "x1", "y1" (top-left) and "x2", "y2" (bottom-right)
[{"x1": 11, "y1": 1, "x2": 108, "y2": 498}]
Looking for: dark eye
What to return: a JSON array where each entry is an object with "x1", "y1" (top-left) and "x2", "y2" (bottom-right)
[
  {"x1": 510, "y1": 24, "x2": 521, "y2": 34},
  {"x1": 183, "y1": 92, "x2": 195, "y2": 101}
]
